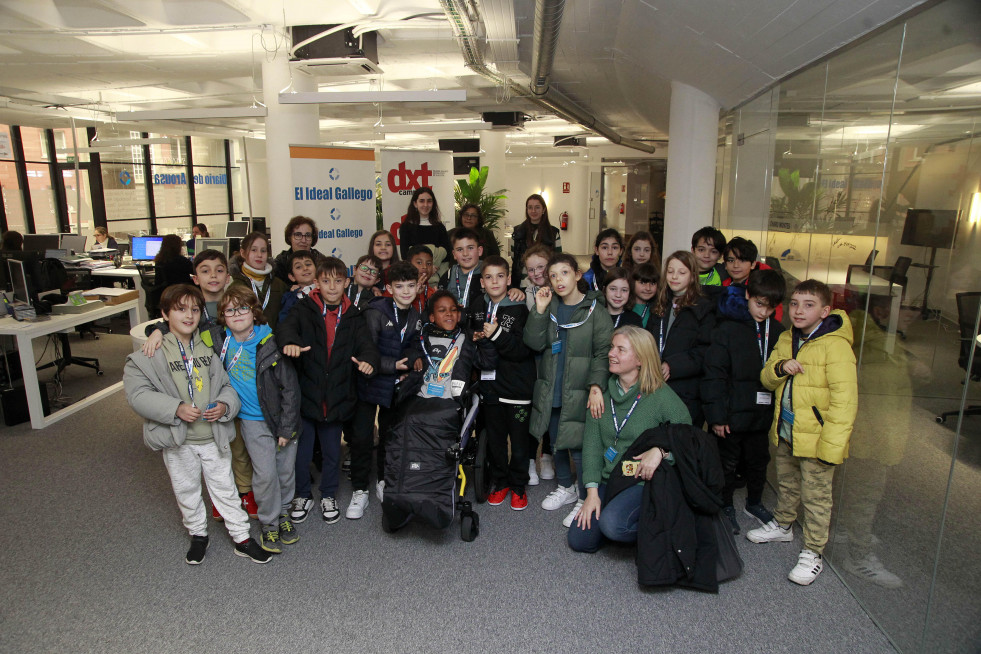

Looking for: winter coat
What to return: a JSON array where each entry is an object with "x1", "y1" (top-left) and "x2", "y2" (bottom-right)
[
  {"x1": 761, "y1": 310, "x2": 858, "y2": 464},
  {"x1": 524, "y1": 290, "x2": 613, "y2": 450},
  {"x1": 605, "y1": 423, "x2": 725, "y2": 592},
  {"x1": 199, "y1": 326, "x2": 301, "y2": 441},
  {"x1": 581, "y1": 254, "x2": 616, "y2": 292},
  {"x1": 702, "y1": 286, "x2": 785, "y2": 432},
  {"x1": 648, "y1": 296, "x2": 716, "y2": 422},
  {"x1": 230, "y1": 270, "x2": 287, "y2": 329},
  {"x1": 399, "y1": 222, "x2": 450, "y2": 262},
  {"x1": 357, "y1": 297, "x2": 424, "y2": 408},
  {"x1": 438, "y1": 264, "x2": 484, "y2": 329},
  {"x1": 276, "y1": 292, "x2": 380, "y2": 423},
  {"x1": 510, "y1": 222, "x2": 562, "y2": 288},
  {"x1": 124, "y1": 337, "x2": 241, "y2": 452},
  {"x1": 609, "y1": 309, "x2": 643, "y2": 330},
  {"x1": 470, "y1": 294, "x2": 535, "y2": 402}
]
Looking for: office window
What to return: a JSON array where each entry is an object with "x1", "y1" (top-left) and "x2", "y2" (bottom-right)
[{"x1": 0, "y1": 160, "x2": 26, "y2": 232}]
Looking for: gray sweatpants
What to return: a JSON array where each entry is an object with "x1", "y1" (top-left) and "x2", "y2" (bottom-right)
[
  {"x1": 162, "y1": 441, "x2": 250, "y2": 542},
  {"x1": 240, "y1": 419, "x2": 297, "y2": 528}
]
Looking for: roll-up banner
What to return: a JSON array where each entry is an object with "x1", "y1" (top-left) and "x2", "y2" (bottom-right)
[
  {"x1": 290, "y1": 145, "x2": 376, "y2": 273},
  {"x1": 379, "y1": 149, "x2": 455, "y2": 246}
]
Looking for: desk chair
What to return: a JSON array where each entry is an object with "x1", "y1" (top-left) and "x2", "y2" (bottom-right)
[
  {"x1": 36, "y1": 332, "x2": 102, "y2": 380},
  {"x1": 764, "y1": 256, "x2": 782, "y2": 272},
  {"x1": 936, "y1": 291, "x2": 981, "y2": 425}
]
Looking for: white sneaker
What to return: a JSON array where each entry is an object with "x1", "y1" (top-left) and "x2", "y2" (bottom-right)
[
  {"x1": 528, "y1": 460, "x2": 540, "y2": 487},
  {"x1": 746, "y1": 519, "x2": 793, "y2": 543},
  {"x1": 289, "y1": 497, "x2": 313, "y2": 522},
  {"x1": 562, "y1": 499, "x2": 584, "y2": 528},
  {"x1": 376, "y1": 480, "x2": 385, "y2": 503},
  {"x1": 320, "y1": 496, "x2": 340, "y2": 524},
  {"x1": 788, "y1": 548, "x2": 823, "y2": 585},
  {"x1": 539, "y1": 454, "x2": 556, "y2": 480},
  {"x1": 541, "y1": 484, "x2": 578, "y2": 511},
  {"x1": 841, "y1": 553, "x2": 902, "y2": 589},
  {"x1": 345, "y1": 490, "x2": 369, "y2": 519}
]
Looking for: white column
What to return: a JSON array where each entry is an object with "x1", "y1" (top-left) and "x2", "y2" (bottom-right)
[
  {"x1": 262, "y1": 53, "x2": 319, "y2": 251},
  {"x1": 663, "y1": 81, "x2": 721, "y2": 257},
  {"x1": 480, "y1": 130, "x2": 507, "y2": 240}
]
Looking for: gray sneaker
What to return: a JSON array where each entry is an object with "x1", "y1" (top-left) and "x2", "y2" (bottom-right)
[
  {"x1": 260, "y1": 527, "x2": 281, "y2": 554},
  {"x1": 279, "y1": 515, "x2": 300, "y2": 545}
]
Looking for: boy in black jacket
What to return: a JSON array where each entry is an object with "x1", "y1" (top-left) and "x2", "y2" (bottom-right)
[
  {"x1": 471, "y1": 256, "x2": 536, "y2": 510},
  {"x1": 278, "y1": 257, "x2": 380, "y2": 525},
  {"x1": 701, "y1": 268, "x2": 785, "y2": 534}
]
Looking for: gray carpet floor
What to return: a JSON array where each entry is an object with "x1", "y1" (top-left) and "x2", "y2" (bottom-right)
[{"x1": 0, "y1": 333, "x2": 895, "y2": 654}]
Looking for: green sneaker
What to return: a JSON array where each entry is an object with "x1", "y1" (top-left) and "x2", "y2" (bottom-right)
[
  {"x1": 260, "y1": 527, "x2": 282, "y2": 554},
  {"x1": 279, "y1": 515, "x2": 300, "y2": 545}
]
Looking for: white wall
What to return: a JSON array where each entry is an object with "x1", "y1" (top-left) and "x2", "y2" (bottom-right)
[{"x1": 504, "y1": 163, "x2": 590, "y2": 258}]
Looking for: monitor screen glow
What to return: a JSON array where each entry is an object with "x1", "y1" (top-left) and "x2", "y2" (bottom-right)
[{"x1": 131, "y1": 236, "x2": 164, "y2": 261}]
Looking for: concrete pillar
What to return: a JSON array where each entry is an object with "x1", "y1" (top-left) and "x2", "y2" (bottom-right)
[
  {"x1": 663, "y1": 81, "x2": 720, "y2": 257},
  {"x1": 262, "y1": 53, "x2": 319, "y2": 251},
  {"x1": 480, "y1": 130, "x2": 507, "y2": 241}
]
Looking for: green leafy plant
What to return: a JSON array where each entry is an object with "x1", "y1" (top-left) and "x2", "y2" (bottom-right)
[
  {"x1": 770, "y1": 168, "x2": 824, "y2": 230},
  {"x1": 454, "y1": 165, "x2": 507, "y2": 251}
]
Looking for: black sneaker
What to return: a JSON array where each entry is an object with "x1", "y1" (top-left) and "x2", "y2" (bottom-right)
[
  {"x1": 744, "y1": 501, "x2": 775, "y2": 526},
  {"x1": 722, "y1": 506, "x2": 740, "y2": 535},
  {"x1": 185, "y1": 535, "x2": 209, "y2": 565},
  {"x1": 235, "y1": 538, "x2": 272, "y2": 564}
]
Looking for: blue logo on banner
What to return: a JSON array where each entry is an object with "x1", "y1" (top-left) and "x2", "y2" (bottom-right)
[
  {"x1": 328, "y1": 167, "x2": 339, "y2": 181},
  {"x1": 330, "y1": 208, "x2": 342, "y2": 221},
  {"x1": 119, "y1": 170, "x2": 132, "y2": 186},
  {"x1": 331, "y1": 248, "x2": 342, "y2": 259}
]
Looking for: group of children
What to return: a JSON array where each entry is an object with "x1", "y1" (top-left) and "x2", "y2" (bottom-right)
[{"x1": 125, "y1": 209, "x2": 857, "y2": 589}]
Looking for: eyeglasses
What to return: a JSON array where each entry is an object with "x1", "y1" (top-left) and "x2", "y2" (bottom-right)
[
  {"x1": 527, "y1": 265, "x2": 546, "y2": 274},
  {"x1": 357, "y1": 264, "x2": 380, "y2": 276},
  {"x1": 292, "y1": 232, "x2": 314, "y2": 240},
  {"x1": 223, "y1": 306, "x2": 252, "y2": 317},
  {"x1": 462, "y1": 212, "x2": 479, "y2": 219}
]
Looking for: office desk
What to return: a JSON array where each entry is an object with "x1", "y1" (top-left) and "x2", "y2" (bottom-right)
[
  {"x1": 0, "y1": 299, "x2": 139, "y2": 429},
  {"x1": 87, "y1": 268, "x2": 146, "y2": 322}
]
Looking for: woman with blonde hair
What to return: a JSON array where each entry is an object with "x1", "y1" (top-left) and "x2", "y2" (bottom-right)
[{"x1": 569, "y1": 325, "x2": 691, "y2": 552}]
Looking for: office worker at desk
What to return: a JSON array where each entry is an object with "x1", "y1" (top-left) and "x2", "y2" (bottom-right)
[
  {"x1": 92, "y1": 227, "x2": 117, "y2": 250},
  {"x1": 153, "y1": 234, "x2": 194, "y2": 289},
  {"x1": 1, "y1": 230, "x2": 23, "y2": 251}
]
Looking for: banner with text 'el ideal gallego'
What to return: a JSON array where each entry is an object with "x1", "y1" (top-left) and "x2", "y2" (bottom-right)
[
  {"x1": 290, "y1": 145, "x2": 376, "y2": 274},
  {"x1": 380, "y1": 150, "x2": 454, "y2": 252}
]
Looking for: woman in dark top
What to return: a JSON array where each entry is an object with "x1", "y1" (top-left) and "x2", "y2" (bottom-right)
[
  {"x1": 449, "y1": 203, "x2": 499, "y2": 258},
  {"x1": 93, "y1": 226, "x2": 118, "y2": 250},
  {"x1": 153, "y1": 234, "x2": 194, "y2": 288},
  {"x1": 511, "y1": 194, "x2": 561, "y2": 288},
  {"x1": 272, "y1": 215, "x2": 328, "y2": 284},
  {"x1": 398, "y1": 187, "x2": 450, "y2": 263}
]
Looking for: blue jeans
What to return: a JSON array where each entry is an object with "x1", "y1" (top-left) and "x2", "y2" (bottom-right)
[
  {"x1": 567, "y1": 484, "x2": 643, "y2": 553},
  {"x1": 549, "y1": 407, "x2": 584, "y2": 500},
  {"x1": 295, "y1": 418, "x2": 342, "y2": 499}
]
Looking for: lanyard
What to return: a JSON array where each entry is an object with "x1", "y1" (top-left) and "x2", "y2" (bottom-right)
[
  {"x1": 322, "y1": 303, "x2": 343, "y2": 336},
  {"x1": 176, "y1": 338, "x2": 197, "y2": 407},
  {"x1": 612, "y1": 312, "x2": 622, "y2": 329},
  {"x1": 755, "y1": 318, "x2": 770, "y2": 363},
  {"x1": 420, "y1": 329, "x2": 460, "y2": 371},
  {"x1": 591, "y1": 275, "x2": 599, "y2": 291},
  {"x1": 455, "y1": 268, "x2": 474, "y2": 307},
  {"x1": 639, "y1": 304, "x2": 649, "y2": 322},
  {"x1": 657, "y1": 318, "x2": 666, "y2": 355},
  {"x1": 250, "y1": 278, "x2": 271, "y2": 310},
  {"x1": 611, "y1": 392, "x2": 643, "y2": 445},
  {"x1": 220, "y1": 330, "x2": 255, "y2": 371},
  {"x1": 793, "y1": 324, "x2": 821, "y2": 358},
  {"x1": 348, "y1": 286, "x2": 363, "y2": 305},
  {"x1": 549, "y1": 299, "x2": 597, "y2": 330},
  {"x1": 485, "y1": 300, "x2": 499, "y2": 324},
  {"x1": 394, "y1": 301, "x2": 409, "y2": 342},
  {"x1": 202, "y1": 304, "x2": 211, "y2": 324}
]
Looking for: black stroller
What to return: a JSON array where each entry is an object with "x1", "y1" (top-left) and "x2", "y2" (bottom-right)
[{"x1": 381, "y1": 392, "x2": 488, "y2": 541}]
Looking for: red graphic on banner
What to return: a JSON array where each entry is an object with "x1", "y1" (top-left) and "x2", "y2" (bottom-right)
[{"x1": 387, "y1": 162, "x2": 433, "y2": 192}]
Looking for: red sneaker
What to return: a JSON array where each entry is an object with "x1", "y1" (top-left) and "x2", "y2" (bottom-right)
[
  {"x1": 487, "y1": 487, "x2": 510, "y2": 506},
  {"x1": 212, "y1": 503, "x2": 223, "y2": 522},
  {"x1": 510, "y1": 491, "x2": 529, "y2": 511},
  {"x1": 241, "y1": 491, "x2": 258, "y2": 519}
]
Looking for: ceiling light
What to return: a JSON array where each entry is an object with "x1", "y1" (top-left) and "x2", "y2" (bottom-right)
[
  {"x1": 116, "y1": 107, "x2": 267, "y2": 120},
  {"x1": 375, "y1": 121, "x2": 491, "y2": 133},
  {"x1": 279, "y1": 90, "x2": 467, "y2": 104}
]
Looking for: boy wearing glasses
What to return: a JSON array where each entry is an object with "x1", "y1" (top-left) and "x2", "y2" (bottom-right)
[{"x1": 348, "y1": 254, "x2": 384, "y2": 307}]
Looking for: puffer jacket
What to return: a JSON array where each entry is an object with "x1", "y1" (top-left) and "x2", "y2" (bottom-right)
[
  {"x1": 761, "y1": 310, "x2": 858, "y2": 464},
  {"x1": 200, "y1": 326, "x2": 301, "y2": 442},
  {"x1": 524, "y1": 289, "x2": 613, "y2": 450},
  {"x1": 124, "y1": 335, "x2": 241, "y2": 452}
]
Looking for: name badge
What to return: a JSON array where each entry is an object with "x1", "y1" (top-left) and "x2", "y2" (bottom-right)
[
  {"x1": 780, "y1": 406, "x2": 795, "y2": 425},
  {"x1": 201, "y1": 402, "x2": 217, "y2": 421},
  {"x1": 480, "y1": 370, "x2": 497, "y2": 381},
  {"x1": 551, "y1": 340, "x2": 562, "y2": 354},
  {"x1": 621, "y1": 460, "x2": 638, "y2": 477},
  {"x1": 427, "y1": 383, "x2": 445, "y2": 397},
  {"x1": 604, "y1": 446, "x2": 618, "y2": 463},
  {"x1": 756, "y1": 391, "x2": 773, "y2": 405}
]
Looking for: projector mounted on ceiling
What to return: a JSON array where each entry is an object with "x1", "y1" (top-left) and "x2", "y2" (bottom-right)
[{"x1": 290, "y1": 24, "x2": 383, "y2": 77}]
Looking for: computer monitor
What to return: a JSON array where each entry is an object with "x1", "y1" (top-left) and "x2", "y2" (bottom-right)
[
  {"x1": 249, "y1": 217, "x2": 267, "y2": 235},
  {"x1": 226, "y1": 221, "x2": 250, "y2": 238},
  {"x1": 196, "y1": 238, "x2": 229, "y2": 258},
  {"x1": 60, "y1": 234, "x2": 87, "y2": 254},
  {"x1": 23, "y1": 234, "x2": 60, "y2": 251},
  {"x1": 131, "y1": 236, "x2": 164, "y2": 261},
  {"x1": 7, "y1": 259, "x2": 31, "y2": 304},
  {"x1": 45, "y1": 249, "x2": 68, "y2": 260},
  {"x1": 901, "y1": 209, "x2": 959, "y2": 249}
]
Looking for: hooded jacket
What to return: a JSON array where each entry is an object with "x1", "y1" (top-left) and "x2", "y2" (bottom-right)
[
  {"x1": 470, "y1": 293, "x2": 535, "y2": 403},
  {"x1": 701, "y1": 285, "x2": 785, "y2": 432},
  {"x1": 276, "y1": 290, "x2": 380, "y2": 423},
  {"x1": 357, "y1": 296, "x2": 424, "y2": 408},
  {"x1": 524, "y1": 289, "x2": 613, "y2": 450},
  {"x1": 761, "y1": 309, "x2": 858, "y2": 464}
]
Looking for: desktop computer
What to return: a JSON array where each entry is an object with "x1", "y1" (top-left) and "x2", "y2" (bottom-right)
[{"x1": 131, "y1": 236, "x2": 164, "y2": 262}]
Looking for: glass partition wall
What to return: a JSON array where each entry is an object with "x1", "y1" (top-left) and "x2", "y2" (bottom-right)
[{"x1": 716, "y1": 1, "x2": 981, "y2": 651}]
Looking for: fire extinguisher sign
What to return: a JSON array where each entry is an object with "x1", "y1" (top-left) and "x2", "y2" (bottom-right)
[{"x1": 562, "y1": 182, "x2": 570, "y2": 193}]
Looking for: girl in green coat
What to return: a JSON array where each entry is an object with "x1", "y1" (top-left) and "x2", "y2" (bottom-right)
[{"x1": 524, "y1": 253, "x2": 613, "y2": 527}]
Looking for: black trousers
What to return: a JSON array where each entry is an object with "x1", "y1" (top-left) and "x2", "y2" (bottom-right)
[
  {"x1": 716, "y1": 428, "x2": 770, "y2": 506},
  {"x1": 346, "y1": 399, "x2": 396, "y2": 491},
  {"x1": 484, "y1": 402, "x2": 531, "y2": 494}
]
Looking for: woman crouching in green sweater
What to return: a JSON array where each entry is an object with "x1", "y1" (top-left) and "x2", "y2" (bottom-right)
[{"x1": 569, "y1": 325, "x2": 691, "y2": 552}]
